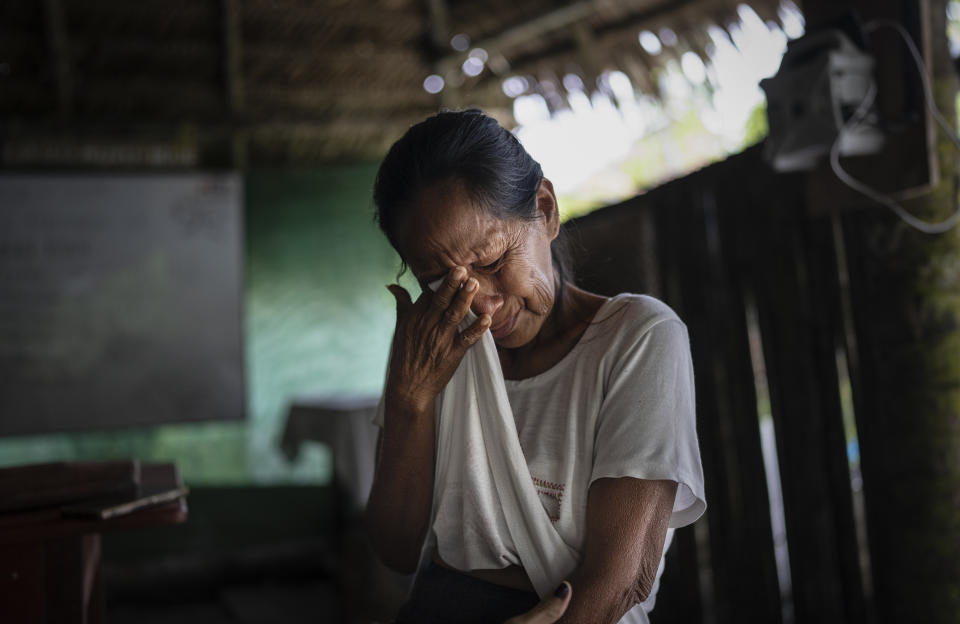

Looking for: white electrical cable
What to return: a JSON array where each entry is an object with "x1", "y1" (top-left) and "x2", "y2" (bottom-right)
[{"x1": 828, "y1": 18, "x2": 960, "y2": 234}]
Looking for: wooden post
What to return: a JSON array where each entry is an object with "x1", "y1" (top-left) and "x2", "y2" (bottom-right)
[
  {"x1": 42, "y1": 0, "x2": 73, "y2": 119},
  {"x1": 654, "y1": 155, "x2": 785, "y2": 624},
  {"x1": 425, "y1": 0, "x2": 458, "y2": 109},
  {"x1": 746, "y1": 171, "x2": 867, "y2": 624},
  {"x1": 803, "y1": 0, "x2": 960, "y2": 621},
  {"x1": 222, "y1": 0, "x2": 246, "y2": 168}
]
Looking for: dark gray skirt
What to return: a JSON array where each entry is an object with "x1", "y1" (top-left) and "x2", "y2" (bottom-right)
[{"x1": 394, "y1": 562, "x2": 540, "y2": 624}]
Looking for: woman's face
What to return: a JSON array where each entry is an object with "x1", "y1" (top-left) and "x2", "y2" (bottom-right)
[{"x1": 395, "y1": 178, "x2": 560, "y2": 349}]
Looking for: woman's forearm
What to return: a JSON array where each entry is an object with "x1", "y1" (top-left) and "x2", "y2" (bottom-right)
[
  {"x1": 365, "y1": 399, "x2": 436, "y2": 573},
  {"x1": 555, "y1": 478, "x2": 676, "y2": 624},
  {"x1": 554, "y1": 566, "x2": 643, "y2": 624}
]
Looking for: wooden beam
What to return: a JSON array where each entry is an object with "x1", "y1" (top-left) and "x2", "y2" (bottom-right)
[
  {"x1": 0, "y1": 115, "x2": 431, "y2": 140},
  {"x1": 437, "y1": 0, "x2": 735, "y2": 75},
  {"x1": 42, "y1": 0, "x2": 73, "y2": 118},
  {"x1": 243, "y1": 1, "x2": 422, "y2": 29},
  {"x1": 75, "y1": 38, "x2": 220, "y2": 67},
  {"x1": 450, "y1": 0, "x2": 707, "y2": 88},
  {"x1": 244, "y1": 43, "x2": 423, "y2": 65},
  {"x1": 0, "y1": 116, "x2": 426, "y2": 166},
  {"x1": 245, "y1": 86, "x2": 435, "y2": 114},
  {"x1": 221, "y1": 3, "x2": 244, "y2": 112},
  {"x1": 222, "y1": 0, "x2": 245, "y2": 167},
  {"x1": 242, "y1": 4, "x2": 423, "y2": 43},
  {"x1": 437, "y1": 0, "x2": 600, "y2": 74},
  {"x1": 572, "y1": 22, "x2": 604, "y2": 91},
  {"x1": 427, "y1": 0, "x2": 450, "y2": 50},
  {"x1": 613, "y1": 49, "x2": 659, "y2": 96},
  {"x1": 425, "y1": 0, "x2": 457, "y2": 108},
  {"x1": 75, "y1": 79, "x2": 223, "y2": 116},
  {"x1": 447, "y1": 0, "x2": 779, "y2": 91}
]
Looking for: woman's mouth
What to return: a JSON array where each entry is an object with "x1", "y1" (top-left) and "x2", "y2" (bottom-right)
[{"x1": 490, "y1": 310, "x2": 518, "y2": 340}]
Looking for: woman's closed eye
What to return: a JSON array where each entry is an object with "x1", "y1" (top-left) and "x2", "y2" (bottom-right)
[{"x1": 478, "y1": 255, "x2": 505, "y2": 272}]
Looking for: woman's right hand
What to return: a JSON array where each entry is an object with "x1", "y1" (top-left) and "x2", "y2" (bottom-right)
[{"x1": 385, "y1": 266, "x2": 491, "y2": 413}]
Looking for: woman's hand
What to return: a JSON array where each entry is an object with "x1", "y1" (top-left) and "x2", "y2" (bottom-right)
[
  {"x1": 385, "y1": 266, "x2": 491, "y2": 413},
  {"x1": 367, "y1": 266, "x2": 489, "y2": 573},
  {"x1": 504, "y1": 582, "x2": 572, "y2": 624}
]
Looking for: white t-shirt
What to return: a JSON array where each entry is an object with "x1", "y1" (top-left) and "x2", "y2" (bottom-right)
[
  {"x1": 505, "y1": 293, "x2": 705, "y2": 553},
  {"x1": 375, "y1": 293, "x2": 705, "y2": 619}
]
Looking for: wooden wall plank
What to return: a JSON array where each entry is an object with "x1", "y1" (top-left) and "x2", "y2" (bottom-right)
[
  {"x1": 651, "y1": 526, "x2": 703, "y2": 624},
  {"x1": 838, "y1": 203, "x2": 960, "y2": 624},
  {"x1": 652, "y1": 154, "x2": 783, "y2": 624},
  {"x1": 565, "y1": 198, "x2": 659, "y2": 298},
  {"x1": 744, "y1": 164, "x2": 867, "y2": 623}
]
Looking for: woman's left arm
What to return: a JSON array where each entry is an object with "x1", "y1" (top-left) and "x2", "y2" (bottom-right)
[{"x1": 556, "y1": 476, "x2": 678, "y2": 624}]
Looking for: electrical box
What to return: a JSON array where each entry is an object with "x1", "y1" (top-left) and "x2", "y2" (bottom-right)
[{"x1": 761, "y1": 29, "x2": 884, "y2": 172}]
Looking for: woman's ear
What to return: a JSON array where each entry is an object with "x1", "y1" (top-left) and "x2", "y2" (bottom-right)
[{"x1": 537, "y1": 178, "x2": 560, "y2": 241}]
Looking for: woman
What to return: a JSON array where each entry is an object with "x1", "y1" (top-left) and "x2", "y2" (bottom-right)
[{"x1": 366, "y1": 109, "x2": 705, "y2": 624}]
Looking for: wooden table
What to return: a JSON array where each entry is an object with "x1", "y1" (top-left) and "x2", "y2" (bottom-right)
[{"x1": 0, "y1": 499, "x2": 187, "y2": 623}]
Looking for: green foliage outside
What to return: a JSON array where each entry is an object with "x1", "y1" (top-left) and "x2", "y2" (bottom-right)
[
  {"x1": 558, "y1": 99, "x2": 770, "y2": 222},
  {"x1": 743, "y1": 101, "x2": 769, "y2": 148}
]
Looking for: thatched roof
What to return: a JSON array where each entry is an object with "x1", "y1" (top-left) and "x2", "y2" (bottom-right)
[{"x1": 0, "y1": 0, "x2": 788, "y2": 167}]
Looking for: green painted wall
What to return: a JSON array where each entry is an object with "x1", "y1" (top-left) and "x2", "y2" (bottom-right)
[{"x1": 0, "y1": 165, "x2": 412, "y2": 485}]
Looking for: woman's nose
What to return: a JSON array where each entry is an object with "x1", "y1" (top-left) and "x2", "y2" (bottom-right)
[{"x1": 470, "y1": 287, "x2": 503, "y2": 318}]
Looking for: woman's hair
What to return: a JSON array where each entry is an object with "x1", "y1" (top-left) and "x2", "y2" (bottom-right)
[{"x1": 373, "y1": 108, "x2": 571, "y2": 301}]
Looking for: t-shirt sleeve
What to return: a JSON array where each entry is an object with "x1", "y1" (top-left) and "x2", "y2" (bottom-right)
[{"x1": 590, "y1": 315, "x2": 706, "y2": 529}]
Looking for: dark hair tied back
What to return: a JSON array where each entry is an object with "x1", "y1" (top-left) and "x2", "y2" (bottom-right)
[{"x1": 373, "y1": 108, "x2": 570, "y2": 300}]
